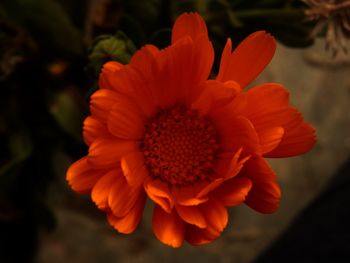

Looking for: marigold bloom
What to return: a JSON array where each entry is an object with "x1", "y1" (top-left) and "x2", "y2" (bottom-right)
[{"x1": 67, "y1": 13, "x2": 316, "y2": 247}]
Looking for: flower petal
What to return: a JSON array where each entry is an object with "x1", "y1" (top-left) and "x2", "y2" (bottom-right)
[
  {"x1": 172, "y1": 183, "x2": 209, "y2": 206},
  {"x1": 176, "y1": 205, "x2": 207, "y2": 228},
  {"x1": 214, "y1": 148, "x2": 250, "y2": 180},
  {"x1": 100, "y1": 62, "x2": 156, "y2": 117},
  {"x1": 185, "y1": 224, "x2": 219, "y2": 245},
  {"x1": 259, "y1": 126, "x2": 285, "y2": 154},
  {"x1": 186, "y1": 198, "x2": 228, "y2": 245},
  {"x1": 88, "y1": 138, "x2": 138, "y2": 167},
  {"x1": 108, "y1": 174, "x2": 143, "y2": 217},
  {"x1": 99, "y1": 61, "x2": 123, "y2": 90},
  {"x1": 66, "y1": 157, "x2": 104, "y2": 194},
  {"x1": 217, "y1": 31, "x2": 276, "y2": 88},
  {"x1": 89, "y1": 89, "x2": 122, "y2": 123},
  {"x1": 121, "y1": 152, "x2": 148, "y2": 186},
  {"x1": 200, "y1": 198, "x2": 228, "y2": 233},
  {"x1": 129, "y1": 44, "x2": 159, "y2": 78},
  {"x1": 241, "y1": 157, "x2": 281, "y2": 213},
  {"x1": 171, "y1": 12, "x2": 208, "y2": 44},
  {"x1": 91, "y1": 169, "x2": 118, "y2": 210},
  {"x1": 191, "y1": 80, "x2": 238, "y2": 115},
  {"x1": 211, "y1": 113, "x2": 261, "y2": 155},
  {"x1": 107, "y1": 99, "x2": 145, "y2": 140},
  {"x1": 107, "y1": 193, "x2": 146, "y2": 234},
  {"x1": 83, "y1": 116, "x2": 110, "y2": 146},
  {"x1": 213, "y1": 177, "x2": 252, "y2": 207},
  {"x1": 144, "y1": 178, "x2": 174, "y2": 213},
  {"x1": 152, "y1": 205, "x2": 185, "y2": 248},
  {"x1": 152, "y1": 35, "x2": 214, "y2": 107},
  {"x1": 265, "y1": 122, "x2": 316, "y2": 157}
]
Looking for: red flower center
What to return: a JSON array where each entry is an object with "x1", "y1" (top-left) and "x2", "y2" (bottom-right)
[{"x1": 141, "y1": 106, "x2": 219, "y2": 186}]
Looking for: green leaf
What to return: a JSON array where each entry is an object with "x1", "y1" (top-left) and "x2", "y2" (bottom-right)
[{"x1": 89, "y1": 32, "x2": 137, "y2": 74}]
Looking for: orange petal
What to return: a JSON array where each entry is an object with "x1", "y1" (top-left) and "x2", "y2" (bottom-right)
[
  {"x1": 144, "y1": 178, "x2": 174, "y2": 213},
  {"x1": 107, "y1": 193, "x2": 146, "y2": 234},
  {"x1": 83, "y1": 116, "x2": 110, "y2": 146},
  {"x1": 100, "y1": 63, "x2": 156, "y2": 117},
  {"x1": 240, "y1": 157, "x2": 281, "y2": 213},
  {"x1": 185, "y1": 224, "x2": 220, "y2": 245},
  {"x1": 88, "y1": 138, "x2": 138, "y2": 167},
  {"x1": 89, "y1": 89, "x2": 122, "y2": 123},
  {"x1": 172, "y1": 183, "x2": 209, "y2": 206},
  {"x1": 259, "y1": 126, "x2": 284, "y2": 154},
  {"x1": 240, "y1": 156, "x2": 276, "y2": 181},
  {"x1": 66, "y1": 157, "x2": 104, "y2": 194},
  {"x1": 245, "y1": 180, "x2": 281, "y2": 214},
  {"x1": 129, "y1": 44, "x2": 159, "y2": 79},
  {"x1": 200, "y1": 198, "x2": 228, "y2": 234},
  {"x1": 107, "y1": 100, "x2": 145, "y2": 140},
  {"x1": 152, "y1": 35, "x2": 214, "y2": 107},
  {"x1": 171, "y1": 12, "x2": 208, "y2": 44},
  {"x1": 244, "y1": 83, "x2": 290, "y2": 114},
  {"x1": 152, "y1": 205, "x2": 185, "y2": 248},
  {"x1": 214, "y1": 148, "x2": 250, "y2": 180},
  {"x1": 99, "y1": 61, "x2": 123, "y2": 90},
  {"x1": 217, "y1": 31, "x2": 276, "y2": 88},
  {"x1": 191, "y1": 80, "x2": 238, "y2": 115},
  {"x1": 121, "y1": 152, "x2": 148, "y2": 186},
  {"x1": 108, "y1": 174, "x2": 143, "y2": 217},
  {"x1": 213, "y1": 177, "x2": 252, "y2": 207},
  {"x1": 212, "y1": 113, "x2": 261, "y2": 155},
  {"x1": 186, "y1": 198, "x2": 228, "y2": 245},
  {"x1": 176, "y1": 205, "x2": 207, "y2": 228},
  {"x1": 91, "y1": 169, "x2": 118, "y2": 210},
  {"x1": 265, "y1": 122, "x2": 316, "y2": 158}
]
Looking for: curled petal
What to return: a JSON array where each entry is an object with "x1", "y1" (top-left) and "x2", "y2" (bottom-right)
[
  {"x1": 266, "y1": 122, "x2": 316, "y2": 157},
  {"x1": 172, "y1": 183, "x2": 209, "y2": 206},
  {"x1": 186, "y1": 198, "x2": 228, "y2": 245},
  {"x1": 152, "y1": 205, "x2": 185, "y2": 248},
  {"x1": 108, "y1": 175, "x2": 143, "y2": 217},
  {"x1": 213, "y1": 177, "x2": 252, "y2": 207},
  {"x1": 176, "y1": 204, "x2": 207, "y2": 228},
  {"x1": 107, "y1": 193, "x2": 146, "y2": 234},
  {"x1": 66, "y1": 157, "x2": 105, "y2": 194},
  {"x1": 91, "y1": 169, "x2": 118, "y2": 210},
  {"x1": 144, "y1": 178, "x2": 174, "y2": 213},
  {"x1": 259, "y1": 126, "x2": 285, "y2": 154},
  {"x1": 241, "y1": 157, "x2": 281, "y2": 213}
]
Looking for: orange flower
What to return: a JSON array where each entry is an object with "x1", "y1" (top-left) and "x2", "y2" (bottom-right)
[{"x1": 67, "y1": 13, "x2": 316, "y2": 247}]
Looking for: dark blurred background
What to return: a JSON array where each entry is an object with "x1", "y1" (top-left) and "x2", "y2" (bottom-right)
[{"x1": 0, "y1": 0, "x2": 349, "y2": 262}]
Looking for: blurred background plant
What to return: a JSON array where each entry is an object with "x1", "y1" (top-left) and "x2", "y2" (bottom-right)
[{"x1": 0, "y1": 0, "x2": 349, "y2": 262}]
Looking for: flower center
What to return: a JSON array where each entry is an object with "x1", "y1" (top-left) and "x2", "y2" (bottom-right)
[{"x1": 141, "y1": 106, "x2": 218, "y2": 187}]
